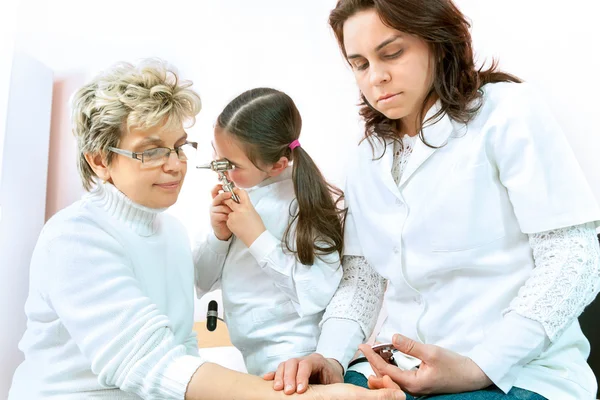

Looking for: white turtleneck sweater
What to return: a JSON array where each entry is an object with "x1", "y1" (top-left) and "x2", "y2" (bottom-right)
[{"x1": 9, "y1": 183, "x2": 204, "y2": 399}]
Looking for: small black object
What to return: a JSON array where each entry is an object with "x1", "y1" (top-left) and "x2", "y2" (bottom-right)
[{"x1": 206, "y1": 300, "x2": 219, "y2": 332}]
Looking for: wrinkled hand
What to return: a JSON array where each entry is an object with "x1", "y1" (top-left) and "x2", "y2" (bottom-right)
[
  {"x1": 263, "y1": 353, "x2": 344, "y2": 394},
  {"x1": 307, "y1": 383, "x2": 405, "y2": 400},
  {"x1": 360, "y1": 334, "x2": 492, "y2": 396},
  {"x1": 209, "y1": 184, "x2": 233, "y2": 241},
  {"x1": 224, "y1": 188, "x2": 266, "y2": 247}
]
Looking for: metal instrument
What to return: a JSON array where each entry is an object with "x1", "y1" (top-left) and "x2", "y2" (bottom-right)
[{"x1": 196, "y1": 159, "x2": 240, "y2": 203}]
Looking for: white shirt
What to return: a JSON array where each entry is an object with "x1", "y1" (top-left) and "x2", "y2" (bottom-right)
[
  {"x1": 9, "y1": 182, "x2": 204, "y2": 399},
  {"x1": 193, "y1": 168, "x2": 342, "y2": 376},
  {"x1": 319, "y1": 82, "x2": 600, "y2": 399}
]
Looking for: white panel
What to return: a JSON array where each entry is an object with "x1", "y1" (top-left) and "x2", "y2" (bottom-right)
[
  {"x1": 0, "y1": 51, "x2": 53, "y2": 398},
  {"x1": 0, "y1": 0, "x2": 19, "y2": 196}
]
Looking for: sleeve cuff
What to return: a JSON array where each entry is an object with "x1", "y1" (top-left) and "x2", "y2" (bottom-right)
[
  {"x1": 317, "y1": 318, "x2": 365, "y2": 371},
  {"x1": 465, "y1": 312, "x2": 548, "y2": 393},
  {"x1": 248, "y1": 230, "x2": 279, "y2": 262},
  {"x1": 159, "y1": 354, "x2": 205, "y2": 399},
  {"x1": 467, "y1": 345, "x2": 515, "y2": 393},
  {"x1": 207, "y1": 231, "x2": 232, "y2": 255}
]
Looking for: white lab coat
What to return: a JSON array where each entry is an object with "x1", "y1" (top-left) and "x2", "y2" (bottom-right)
[
  {"x1": 194, "y1": 168, "x2": 342, "y2": 376},
  {"x1": 344, "y1": 82, "x2": 600, "y2": 399}
]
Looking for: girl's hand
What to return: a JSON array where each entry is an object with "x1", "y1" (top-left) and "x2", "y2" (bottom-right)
[
  {"x1": 263, "y1": 353, "x2": 344, "y2": 394},
  {"x1": 210, "y1": 184, "x2": 233, "y2": 241},
  {"x1": 360, "y1": 334, "x2": 492, "y2": 396},
  {"x1": 224, "y1": 188, "x2": 266, "y2": 247}
]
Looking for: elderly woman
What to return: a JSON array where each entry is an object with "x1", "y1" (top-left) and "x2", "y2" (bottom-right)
[{"x1": 8, "y1": 60, "x2": 404, "y2": 400}]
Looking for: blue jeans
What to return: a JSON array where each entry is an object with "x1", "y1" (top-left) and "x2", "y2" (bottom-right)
[{"x1": 344, "y1": 371, "x2": 547, "y2": 400}]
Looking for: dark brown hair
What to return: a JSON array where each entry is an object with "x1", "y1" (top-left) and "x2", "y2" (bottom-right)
[
  {"x1": 329, "y1": 0, "x2": 521, "y2": 156},
  {"x1": 216, "y1": 88, "x2": 346, "y2": 265}
]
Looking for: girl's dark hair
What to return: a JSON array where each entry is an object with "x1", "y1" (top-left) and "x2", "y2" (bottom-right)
[
  {"x1": 329, "y1": 0, "x2": 522, "y2": 156},
  {"x1": 216, "y1": 88, "x2": 346, "y2": 265}
]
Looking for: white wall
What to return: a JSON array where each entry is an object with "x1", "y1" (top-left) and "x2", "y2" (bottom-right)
[
  {"x1": 455, "y1": 0, "x2": 600, "y2": 208},
  {"x1": 0, "y1": 0, "x2": 19, "y2": 214},
  {"x1": 0, "y1": 52, "x2": 53, "y2": 398},
  {"x1": 3, "y1": 0, "x2": 599, "y2": 389}
]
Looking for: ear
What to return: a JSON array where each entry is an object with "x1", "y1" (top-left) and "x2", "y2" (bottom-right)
[
  {"x1": 84, "y1": 152, "x2": 112, "y2": 183},
  {"x1": 267, "y1": 156, "x2": 289, "y2": 177}
]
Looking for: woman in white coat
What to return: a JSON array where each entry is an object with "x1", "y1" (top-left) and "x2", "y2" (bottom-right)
[{"x1": 266, "y1": 1, "x2": 600, "y2": 399}]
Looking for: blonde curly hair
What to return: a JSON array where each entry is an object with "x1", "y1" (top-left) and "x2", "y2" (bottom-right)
[{"x1": 71, "y1": 59, "x2": 202, "y2": 190}]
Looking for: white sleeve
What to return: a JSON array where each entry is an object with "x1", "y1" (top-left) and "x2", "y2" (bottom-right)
[
  {"x1": 316, "y1": 255, "x2": 386, "y2": 369},
  {"x1": 317, "y1": 318, "x2": 364, "y2": 371},
  {"x1": 490, "y1": 83, "x2": 600, "y2": 233},
  {"x1": 248, "y1": 230, "x2": 342, "y2": 317},
  {"x1": 192, "y1": 231, "x2": 231, "y2": 298},
  {"x1": 467, "y1": 222, "x2": 600, "y2": 393},
  {"x1": 184, "y1": 330, "x2": 200, "y2": 356},
  {"x1": 45, "y1": 226, "x2": 204, "y2": 400}
]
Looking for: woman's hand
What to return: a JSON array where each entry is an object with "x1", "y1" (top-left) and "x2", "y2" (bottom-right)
[
  {"x1": 263, "y1": 353, "x2": 344, "y2": 394},
  {"x1": 224, "y1": 188, "x2": 266, "y2": 247},
  {"x1": 367, "y1": 375, "x2": 402, "y2": 391},
  {"x1": 210, "y1": 184, "x2": 233, "y2": 241},
  {"x1": 360, "y1": 334, "x2": 492, "y2": 396}
]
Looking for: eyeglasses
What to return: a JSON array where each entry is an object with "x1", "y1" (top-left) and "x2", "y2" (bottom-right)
[{"x1": 108, "y1": 141, "x2": 198, "y2": 168}]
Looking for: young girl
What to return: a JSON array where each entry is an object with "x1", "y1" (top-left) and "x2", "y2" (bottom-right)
[{"x1": 193, "y1": 88, "x2": 345, "y2": 377}]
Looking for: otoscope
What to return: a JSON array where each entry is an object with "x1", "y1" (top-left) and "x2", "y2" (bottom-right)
[{"x1": 196, "y1": 159, "x2": 240, "y2": 203}]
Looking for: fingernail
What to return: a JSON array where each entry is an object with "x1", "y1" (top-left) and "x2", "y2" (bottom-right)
[
  {"x1": 297, "y1": 384, "x2": 304, "y2": 392},
  {"x1": 275, "y1": 380, "x2": 282, "y2": 388},
  {"x1": 285, "y1": 384, "x2": 293, "y2": 392},
  {"x1": 393, "y1": 334, "x2": 401, "y2": 345}
]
